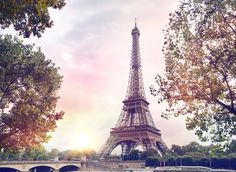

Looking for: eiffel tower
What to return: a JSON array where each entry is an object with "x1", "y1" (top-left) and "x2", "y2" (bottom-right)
[{"x1": 99, "y1": 21, "x2": 168, "y2": 159}]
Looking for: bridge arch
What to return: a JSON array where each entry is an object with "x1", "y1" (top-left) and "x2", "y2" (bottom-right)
[
  {"x1": 0, "y1": 161, "x2": 82, "y2": 172},
  {"x1": 59, "y1": 165, "x2": 80, "y2": 172},
  {"x1": 29, "y1": 165, "x2": 55, "y2": 172},
  {"x1": 0, "y1": 167, "x2": 20, "y2": 172}
]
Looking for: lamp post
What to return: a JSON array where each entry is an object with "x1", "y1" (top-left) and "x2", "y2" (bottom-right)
[{"x1": 208, "y1": 150, "x2": 212, "y2": 168}]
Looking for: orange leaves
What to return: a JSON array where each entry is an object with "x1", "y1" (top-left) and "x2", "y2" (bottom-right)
[
  {"x1": 0, "y1": 35, "x2": 64, "y2": 150},
  {"x1": 154, "y1": 0, "x2": 236, "y2": 144}
]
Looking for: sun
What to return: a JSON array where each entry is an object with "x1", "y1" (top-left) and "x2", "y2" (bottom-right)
[{"x1": 77, "y1": 133, "x2": 92, "y2": 150}]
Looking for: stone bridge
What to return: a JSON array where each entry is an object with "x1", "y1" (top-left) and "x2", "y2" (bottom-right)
[{"x1": 0, "y1": 161, "x2": 82, "y2": 172}]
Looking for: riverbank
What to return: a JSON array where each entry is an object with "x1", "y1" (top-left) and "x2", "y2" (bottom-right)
[{"x1": 77, "y1": 167, "x2": 236, "y2": 172}]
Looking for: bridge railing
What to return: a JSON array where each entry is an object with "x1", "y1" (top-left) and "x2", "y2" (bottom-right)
[{"x1": 0, "y1": 160, "x2": 81, "y2": 165}]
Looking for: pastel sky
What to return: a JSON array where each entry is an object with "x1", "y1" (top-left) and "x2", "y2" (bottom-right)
[{"x1": 1, "y1": 0, "x2": 201, "y2": 151}]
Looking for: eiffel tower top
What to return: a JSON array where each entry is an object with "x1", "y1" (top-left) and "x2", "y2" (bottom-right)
[
  {"x1": 131, "y1": 18, "x2": 140, "y2": 35},
  {"x1": 124, "y1": 19, "x2": 147, "y2": 102}
]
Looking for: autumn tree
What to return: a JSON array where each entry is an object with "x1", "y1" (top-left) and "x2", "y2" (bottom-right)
[
  {"x1": 151, "y1": 0, "x2": 236, "y2": 144},
  {"x1": 0, "y1": 0, "x2": 66, "y2": 37},
  {"x1": 0, "y1": 35, "x2": 64, "y2": 150}
]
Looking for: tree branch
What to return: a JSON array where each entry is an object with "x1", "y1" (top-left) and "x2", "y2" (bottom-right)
[
  {"x1": 215, "y1": 99, "x2": 236, "y2": 115},
  {"x1": 221, "y1": 67, "x2": 234, "y2": 108},
  {"x1": 0, "y1": 79, "x2": 16, "y2": 105},
  {"x1": 220, "y1": 11, "x2": 236, "y2": 34},
  {"x1": 0, "y1": 129, "x2": 20, "y2": 145}
]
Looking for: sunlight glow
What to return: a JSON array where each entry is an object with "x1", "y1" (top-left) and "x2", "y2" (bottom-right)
[{"x1": 77, "y1": 133, "x2": 93, "y2": 150}]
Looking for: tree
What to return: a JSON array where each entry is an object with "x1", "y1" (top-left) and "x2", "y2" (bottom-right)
[
  {"x1": 199, "y1": 158, "x2": 209, "y2": 167},
  {"x1": 229, "y1": 157, "x2": 236, "y2": 169},
  {"x1": 0, "y1": 35, "x2": 64, "y2": 150},
  {"x1": 182, "y1": 142, "x2": 205, "y2": 153},
  {"x1": 176, "y1": 156, "x2": 183, "y2": 166},
  {"x1": 170, "y1": 144, "x2": 184, "y2": 156},
  {"x1": 161, "y1": 152, "x2": 172, "y2": 166},
  {"x1": 141, "y1": 149, "x2": 159, "y2": 159},
  {"x1": 226, "y1": 140, "x2": 236, "y2": 153},
  {"x1": 167, "y1": 157, "x2": 176, "y2": 166},
  {"x1": 0, "y1": 0, "x2": 66, "y2": 37},
  {"x1": 151, "y1": 0, "x2": 236, "y2": 144},
  {"x1": 0, "y1": 149, "x2": 21, "y2": 160},
  {"x1": 129, "y1": 149, "x2": 141, "y2": 160},
  {"x1": 82, "y1": 148, "x2": 97, "y2": 160},
  {"x1": 25, "y1": 145, "x2": 49, "y2": 160},
  {"x1": 48, "y1": 148, "x2": 60, "y2": 160},
  {"x1": 145, "y1": 156, "x2": 160, "y2": 167},
  {"x1": 220, "y1": 157, "x2": 231, "y2": 169},
  {"x1": 182, "y1": 155, "x2": 193, "y2": 166},
  {"x1": 185, "y1": 152, "x2": 206, "y2": 160},
  {"x1": 58, "y1": 150, "x2": 82, "y2": 161}
]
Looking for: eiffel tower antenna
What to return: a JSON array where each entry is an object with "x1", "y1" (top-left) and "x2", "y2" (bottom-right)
[
  {"x1": 98, "y1": 22, "x2": 168, "y2": 159},
  {"x1": 135, "y1": 17, "x2": 137, "y2": 27}
]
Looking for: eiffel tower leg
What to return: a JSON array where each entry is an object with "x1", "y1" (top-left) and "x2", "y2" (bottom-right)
[
  {"x1": 156, "y1": 139, "x2": 168, "y2": 154},
  {"x1": 142, "y1": 138, "x2": 160, "y2": 153},
  {"x1": 98, "y1": 136, "x2": 117, "y2": 158}
]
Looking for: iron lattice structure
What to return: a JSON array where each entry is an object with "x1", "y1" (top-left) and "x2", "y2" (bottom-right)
[{"x1": 99, "y1": 23, "x2": 168, "y2": 159}]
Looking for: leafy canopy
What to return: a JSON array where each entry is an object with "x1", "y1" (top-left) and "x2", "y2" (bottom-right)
[
  {"x1": 0, "y1": 35, "x2": 64, "y2": 150},
  {"x1": 0, "y1": 0, "x2": 66, "y2": 37},
  {"x1": 151, "y1": 0, "x2": 236, "y2": 144}
]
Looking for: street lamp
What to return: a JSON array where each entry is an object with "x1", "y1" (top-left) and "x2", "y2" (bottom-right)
[{"x1": 208, "y1": 150, "x2": 212, "y2": 168}]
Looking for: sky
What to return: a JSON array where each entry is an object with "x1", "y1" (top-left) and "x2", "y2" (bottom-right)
[{"x1": 1, "y1": 0, "x2": 201, "y2": 151}]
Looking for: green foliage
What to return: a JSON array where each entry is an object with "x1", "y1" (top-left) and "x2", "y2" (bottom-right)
[
  {"x1": 126, "y1": 149, "x2": 141, "y2": 160},
  {"x1": 170, "y1": 144, "x2": 184, "y2": 156},
  {"x1": 211, "y1": 157, "x2": 231, "y2": 169},
  {"x1": 0, "y1": 0, "x2": 66, "y2": 37},
  {"x1": 0, "y1": 149, "x2": 21, "y2": 160},
  {"x1": 145, "y1": 156, "x2": 160, "y2": 167},
  {"x1": 226, "y1": 140, "x2": 236, "y2": 153},
  {"x1": 48, "y1": 148, "x2": 60, "y2": 160},
  {"x1": 141, "y1": 149, "x2": 159, "y2": 160},
  {"x1": 25, "y1": 145, "x2": 49, "y2": 160},
  {"x1": 152, "y1": 0, "x2": 236, "y2": 144},
  {"x1": 58, "y1": 148, "x2": 96, "y2": 161},
  {"x1": 185, "y1": 151, "x2": 207, "y2": 161},
  {"x1": 182, "y1": 155, "x2": 193, "y2": 166},
  {"x1": 221, "y1": 157, "x2": 231, "y2": 169},
  {"x1": 0, "y1": 35, "x2": 64, "y2": 150},
  {"x1": 166, "y1": 142, "x2": 236, "y2": 168},
  {"x1": 199, "y1": 158, "x2": 209, "y2": 167},
  {"x1": 176, "y1": 156, "x2": 183, "y2": 166},
  {"x1": 225, "y1": 153, "x2": 236, "y2": 158},
  {"x1": 122, "y1": 149, "x2": 159, "y2": 161},
  {"x1": 82, "y1": 148, "x2": 97, "y2": 160},
  {"x1": 132, "y1": 141, "x2": 236, "y2": 169},
  {"x1": 230, "y1": 157, "x2": 236, "y2": 169},
  {"x1": 0, "y1": 147, "x2": 98, "y2": 161},
  {"x1": 167, "y1": 157, "x2": 176, "y2": 166},
  {"x1": 182, "y1": 142, "x2": 204, "y2": 153},
  {"x1": 59, "y1": 149, "x2": 81, "y2": 160},
  {"x1": 130, "y1": 150, "x2": 140, "y2": 160}
]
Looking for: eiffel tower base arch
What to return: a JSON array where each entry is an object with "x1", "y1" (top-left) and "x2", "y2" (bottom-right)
[{"x1": 99, "y1": 126, "x2": 168, "y2": 159}]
